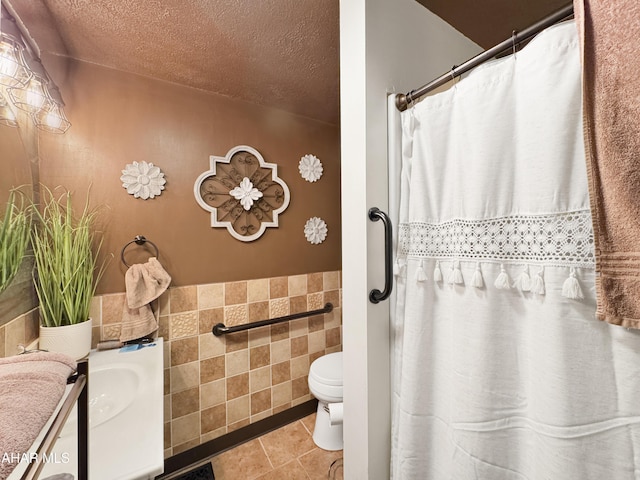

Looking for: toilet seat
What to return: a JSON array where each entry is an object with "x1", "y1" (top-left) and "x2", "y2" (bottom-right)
[
  {"x1": 309, "y1": 352, "x2": 343, "y2": 386},
  {"x1": 308, "y1": 352, "x2": 343, "y2": 402}
]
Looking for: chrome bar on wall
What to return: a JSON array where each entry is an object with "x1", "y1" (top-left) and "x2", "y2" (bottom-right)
[
  {"x1": 395, "y1": 2, "x2": 574, "y2": 111},
  {"x1": 212, "y1": 303, "x2": 334, "y2": 336}
]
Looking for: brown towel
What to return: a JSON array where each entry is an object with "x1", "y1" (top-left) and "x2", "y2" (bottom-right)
[
  {"x1": 574, "y1": 0, "x2": 640, "y2": 328},
  {"x1": 0, "y1": 352, "x2": 76, "y2": 479},
  {"x1": 120, "y1": 257, "x2": 171, "y2": 342},
  {"x1": 120, "y1": 304, "x2": 159, "y2": 343}
]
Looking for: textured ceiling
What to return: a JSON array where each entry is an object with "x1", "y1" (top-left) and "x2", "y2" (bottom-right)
[
  {"x1": 6, "y1": 0, "x2": 341, "y2": 124},
  {"x1": 4, "y1": 1, "x2": 570, "y2": 125}
]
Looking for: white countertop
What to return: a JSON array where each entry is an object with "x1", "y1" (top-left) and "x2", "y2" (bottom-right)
[{"x1": 39, "y1": 338, "x2": 165, "y2": 480}]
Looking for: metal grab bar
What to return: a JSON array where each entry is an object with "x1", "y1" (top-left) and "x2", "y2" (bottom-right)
[
  {"x1": 368, "y1": 207, "x2": 393, "y2": 304},
  {"x1": 213, "y1": 303, "x2": 334, "y2": 336}
]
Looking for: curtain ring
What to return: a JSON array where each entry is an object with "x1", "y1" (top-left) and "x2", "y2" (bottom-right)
[
  {"x1": 450, "y1": 65, "x2": 458, "y2": 89},
  {"x1": 512, "y1": 30, "x2": 518, "y2": 57},
  {"x1": 406, "y1": 89, "x2": 415, "y2": 107}
]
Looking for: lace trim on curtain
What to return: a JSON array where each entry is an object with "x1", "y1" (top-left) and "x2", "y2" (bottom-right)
[{"x1": 398, "y1": 209, "x2": 595, "y2": 269}]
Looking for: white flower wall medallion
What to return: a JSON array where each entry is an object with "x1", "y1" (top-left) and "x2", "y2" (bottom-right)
[
  {"x1": 120, "y1": 161, "x2": 166, "y2": 200},
  {"x1": 229, "y1": 177, "x2": 263, "y2": 210},
  {"x1": 299, "y1": 154, "x2": 323, "y2": 182},
  {"x1": 194, "y1": 145, "x2": 290, "y2": 242},
  {"x1": 304, "y1": 217, "x2": 328, "y2": 244}
]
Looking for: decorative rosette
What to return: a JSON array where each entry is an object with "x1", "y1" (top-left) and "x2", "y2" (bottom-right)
[
  {"x1": 304, "y1": 217, "x2": 328, "y2": 244},
  {"x1": 120, "y1": 161, "x2": 166, "y2": 200},
  {"x1": 299, "y1": 154, "x2": 323, "y2": 182},
  {"x1": 229, "y1": 177, "x2": 263, "y2": 210}
]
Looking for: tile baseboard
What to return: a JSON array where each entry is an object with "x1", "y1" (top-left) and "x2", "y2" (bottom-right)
[{"x1": 160, "y1": 399, "x2": 318, "y2": 478}]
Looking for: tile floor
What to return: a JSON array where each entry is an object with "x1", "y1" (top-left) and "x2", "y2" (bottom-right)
[{"x1": 169, "y1": 413, "x2": 344, "y2": 480}]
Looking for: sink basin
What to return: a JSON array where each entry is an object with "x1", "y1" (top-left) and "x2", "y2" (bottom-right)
[
  {"x1": 59, "y1": 364, "x2": 142, "y2": 439},
  {"x1": 90, "y1": 365, "x2": 140, "y2": 427}
]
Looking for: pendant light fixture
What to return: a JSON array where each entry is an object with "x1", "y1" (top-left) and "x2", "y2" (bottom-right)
[
  {"x1": 0, "y1": 15, "x2": 31, "y2": 88},
  {"x1": 33, "y1": 83, "x2": 70, "y2": 133},
  {"x1": 0, "y1": 90, "x2": 16, "y2": 127},
  {"x1": 0, "y1": 6, "x2": 71, "y2": 133},
  {"x1": 7, "y1": 50, "x2": 52, "y2": 115}
]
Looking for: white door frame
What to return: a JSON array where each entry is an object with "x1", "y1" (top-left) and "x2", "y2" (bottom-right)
[{"x1": 339, "y1": 1, "x2": 481, "y2": 477}]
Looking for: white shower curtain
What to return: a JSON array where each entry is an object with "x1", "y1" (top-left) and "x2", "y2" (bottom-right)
[{"x1": 391, "y1": 21, "x2": 640, "y2": 479}]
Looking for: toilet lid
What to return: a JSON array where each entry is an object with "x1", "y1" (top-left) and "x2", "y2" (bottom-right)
[{"x1": 309, "y1": 352, "x2": 343, "y2": 386}]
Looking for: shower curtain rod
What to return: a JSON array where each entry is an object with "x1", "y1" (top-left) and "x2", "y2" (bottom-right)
[{"x1": 395, "y1": 2, "x2": 574, "y2": 111}]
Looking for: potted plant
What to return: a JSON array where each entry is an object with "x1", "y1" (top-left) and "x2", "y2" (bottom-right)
[
  {"x1": 31, "y1": 186, "x2": 109, "y2": 359},
  {"x1": 0, "y1": 190, "x2": 30, "y2": 294}
]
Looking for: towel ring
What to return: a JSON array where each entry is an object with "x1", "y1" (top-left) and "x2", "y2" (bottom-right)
[{"x1": 120, "y1": 235, "x2": 160, "y2": 268}]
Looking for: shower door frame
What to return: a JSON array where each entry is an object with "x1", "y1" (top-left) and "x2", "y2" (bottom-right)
[{"x1": 339, "y1": 0, "x2": 482, "y2": 477}]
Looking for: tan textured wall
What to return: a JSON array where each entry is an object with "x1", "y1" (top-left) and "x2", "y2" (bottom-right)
[
  {"x1": 38, "y1": 58, "x2": 341, "y2": 294},
  {"x1": 90, "y1": 270, "x2": 342, "y2": 457}
]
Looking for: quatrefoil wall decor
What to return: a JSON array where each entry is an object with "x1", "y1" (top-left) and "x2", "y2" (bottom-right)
[{"x1": 194, "y1": 145, "x2": 291, "y2": 242}]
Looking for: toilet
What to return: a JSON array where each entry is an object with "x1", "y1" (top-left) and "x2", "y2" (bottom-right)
[{"x1": 308, "y1": 352, "x2": 343, "y2": 451}]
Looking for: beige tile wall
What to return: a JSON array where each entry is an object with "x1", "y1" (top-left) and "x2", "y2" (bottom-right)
[
  {"x1": 92, "y1": 270, "x2": 342, "y2": 458},
  {"x1": 0, "y1": 308, "x2": 39, "y2": 358}
]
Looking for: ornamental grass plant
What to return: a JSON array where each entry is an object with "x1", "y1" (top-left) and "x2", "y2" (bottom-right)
[
  {"x1": 31, "y1": 186, "x2": 109, "y2": 327},
  {"x1": 0, "y1": 190, "x2": 31, "y2": 294}
]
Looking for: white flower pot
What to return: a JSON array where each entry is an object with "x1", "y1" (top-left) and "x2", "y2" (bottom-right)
[{"x1": 39, "y1": 318, "x2": 93, "y2": 360}]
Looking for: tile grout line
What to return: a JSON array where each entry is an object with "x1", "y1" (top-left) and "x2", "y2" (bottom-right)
[
  {"x1": 300, "y1": 417, "x2": 314, "y2": 437},
  {"x1": 257, "y1": 435, "x2": 276, "y2": 472},
  {"x1": 295, "y1": 458, "x2": 314, "y2": 480}
]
